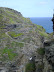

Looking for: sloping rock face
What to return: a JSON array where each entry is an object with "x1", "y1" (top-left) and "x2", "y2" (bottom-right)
[
  {"x1": 44, "y1": 39, "x2": 54, "y2": 72},
  {"x1": 0, "y1": 7, "x2": 32, "y2": 24},
  {"x1": 0, "y1": 7, "x2": 49, "y2": 72}
]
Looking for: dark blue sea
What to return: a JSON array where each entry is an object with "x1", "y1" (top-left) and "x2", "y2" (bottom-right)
[{"x1": 30, "y1": 17, "x2": 53, "y2": 33}]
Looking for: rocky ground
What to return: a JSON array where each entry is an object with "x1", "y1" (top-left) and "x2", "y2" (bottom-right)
[{"x1": 0, "y1": 7, "x2": 54, "y2": 72}]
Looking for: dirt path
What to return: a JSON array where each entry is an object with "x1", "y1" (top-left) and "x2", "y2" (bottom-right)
[
  {"x1": 5, "y1": 31, "x2": 33, "y2": 45},
  {"x1": 5, "y1": 31, "x2": 24, "y2": 43}
]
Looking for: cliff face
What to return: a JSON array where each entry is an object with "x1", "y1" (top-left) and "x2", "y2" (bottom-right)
[
  {"x1": 0, "y1": 7, "x2": 49, "y2": 72},
  {"x1": 44, "y1": 39, "x2": 54, "y2": 72}
]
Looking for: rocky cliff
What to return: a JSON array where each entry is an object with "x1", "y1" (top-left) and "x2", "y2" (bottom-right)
[
  {"x1": 0, "y1": 7, "x2": 32, "y2": 24},
  {"x1": 44, "y1": 39, "x2": 54, "y2": 72},
  {"x1": 0, "y1": 7, "x2": 51, "y2": 72}
]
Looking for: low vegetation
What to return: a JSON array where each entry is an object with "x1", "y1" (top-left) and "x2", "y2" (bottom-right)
[
  {"x1": 22, "y1": 37, "x2": 31, "y2": 42},
  {"x1": 8, "y1": 31, "x2": 24, "y2": 38},
  {"x1": 1, "y1": 47, "x2": 17, "y2": 61},
  {"x1": 25, "y1": 62, "x2": 36, "y2": 72},
  {"x1": 0, "y1": 7, "x2": 49, "y2": 69},
  {"x1": 38, "y1": 31, "x2": 48, "y2": 37},
  {"x1": 0, "y1": 7, "x2": 32, "y2": 24},
  {"x1": 11, "y1": 41, "x2": 24, "y2": 48},
  {"x1": 35, "y1": 24, "x2": 45, "y2": 32},
  {"x1": 37, "y1": 48, "x2": 45, "y2": 55}
]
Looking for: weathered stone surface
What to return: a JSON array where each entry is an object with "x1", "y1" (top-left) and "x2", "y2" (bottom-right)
[
  {"x1": 44, "y1": 39, "x2": 54, "y2": 72},
  {"x1": 0, "y1": 7, "x2": 49, "y2": 72}
]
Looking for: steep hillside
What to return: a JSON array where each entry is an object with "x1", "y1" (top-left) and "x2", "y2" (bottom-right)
[
  {"x1": 0, "y1": 7, "x2": 32, "y2": 24},
  {"x1": 0, "y1": 7, "x2": 49, "y2": 72}
]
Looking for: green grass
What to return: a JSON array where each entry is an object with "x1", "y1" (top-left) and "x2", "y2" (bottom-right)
[
  {"x1": 8, "y1": 31, "x2": 24, "y2": 38},
  {"x1": 21, "y1": 17, "x2": 32, "y2": 24},
  {"x1": 22, "y1": 37, "x2": 31, "y2": 42},
  {"x1": 0, "y1": 8, "x2": 23, "y2": 24},
  {"x1": 36, "y1": 24, "x2": 45, "y2": 32},
  {"x1": 0, "y1": 31, "x2": 8, "y2": 39},
  {"x1": 38, "y1": 31, "x2": 48, "y2": 37},
  {"x1": 0, "y1": 7, "x2": 32, "y2": 24},
  {"x1": 35, "y1": 24, "x2": 49, "y2": 38},
  {"x1": 9, "y1": 17, "x2": 16, "y2": 24},
  {"x1": 0, "y1": 25, "x2": 5, "y2": 29},
  {"x1": 0, "y1": 14, "x2": 3, "y2": 21},
  {"x1": 37, "y1": 48, "x2": 45, "y2": 55},
  {"x1": 11, "y1": 41, "x2": 24, "y2": 47},
  {"x1": 1, "y1": 47, "x2": 17, "y2": 60},
  {"x1": 25, "y1": 62, "x2": 36, "y2": 72},
  {"x1": 0, "y1": 31, "x2": 24, "y2": 61},
  {"x1": 29, "y1": 30, "x2": 32, "y2": 33},
  {"x1": 0, "y1": 40, "x2": 24, "y2": 61}
]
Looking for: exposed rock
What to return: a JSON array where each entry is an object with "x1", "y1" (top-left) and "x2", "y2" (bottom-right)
[
  {"x1": 0, "y1": 7, "x2": 49, "y2": 72},
  {"x1": 44, "y1": 39, "x2": 54, "y2": 72}
]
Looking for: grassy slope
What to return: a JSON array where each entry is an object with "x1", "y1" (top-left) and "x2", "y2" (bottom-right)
[
  {"x1": 0, "y1": 7, "x2": 32, "y2": 24},
  {"x1": 0, "y1": 7, "x2": 48, "y2": 62}
]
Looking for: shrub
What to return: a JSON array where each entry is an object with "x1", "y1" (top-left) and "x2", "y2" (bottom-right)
[
  {"x1": 37, "y1": 64, "x2": 44, "y2": 69},
  {"x1": 25, "y1": 62, "x2": 36, "y2": 72},
  {"x1": 37, "y1": 48, "x2": 45, "y2": 55}
]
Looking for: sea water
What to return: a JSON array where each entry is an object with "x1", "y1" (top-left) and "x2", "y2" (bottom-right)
[{"x1": 30, "y1": 17, "x2": 53, "y2": 33}]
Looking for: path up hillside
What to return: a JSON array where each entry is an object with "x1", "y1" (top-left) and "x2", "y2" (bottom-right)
[{"x1": 0, "y1": 7, "x2": 49, "y2": 72}]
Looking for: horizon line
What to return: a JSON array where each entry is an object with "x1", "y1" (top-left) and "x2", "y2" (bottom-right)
[{"x1": 26, "y1": 17, "x2": 52, "y2": 18}]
